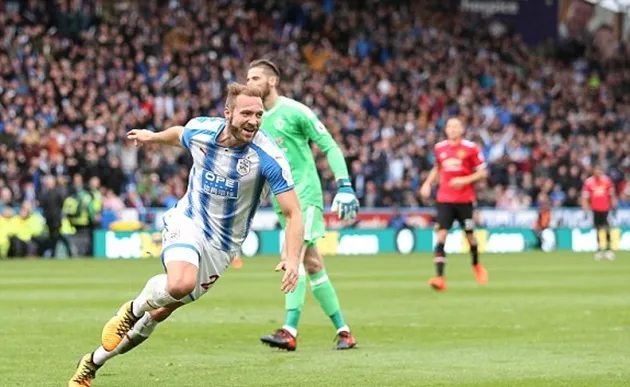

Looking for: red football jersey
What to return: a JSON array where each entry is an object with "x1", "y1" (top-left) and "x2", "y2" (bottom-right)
[
  {"x1": 435, "y1": 140, "x2": 485, "y2": 203},
  {"x1": 582, "y1": 175, "x2": 614, "y2": 212}
]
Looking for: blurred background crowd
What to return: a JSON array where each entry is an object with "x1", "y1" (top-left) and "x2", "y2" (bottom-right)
[{"x1": 1, "y1": 0, "x2": 630, "y2": 256}]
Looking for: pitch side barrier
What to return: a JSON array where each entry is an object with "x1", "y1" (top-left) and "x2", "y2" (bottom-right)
[{"x1": 93, "y1": 227, "x2": 630, "y2": 258}]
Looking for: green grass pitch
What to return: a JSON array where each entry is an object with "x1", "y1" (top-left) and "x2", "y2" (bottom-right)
[{"x1": 1, "y1": 252, "x2": 629, "y2": 387}]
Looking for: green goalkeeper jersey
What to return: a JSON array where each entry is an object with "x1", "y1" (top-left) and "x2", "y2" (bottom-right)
[{"x1": 261, "y1": 96, "x2": 350, "y2": 212}]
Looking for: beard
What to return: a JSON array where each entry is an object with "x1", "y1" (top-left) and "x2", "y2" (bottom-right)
[
  {"x1": 259, "y1": 82, "x2": 271, "y2": 99},
  {"x1": 229, "y1": 119, "x2": 259, "y2": 144}
]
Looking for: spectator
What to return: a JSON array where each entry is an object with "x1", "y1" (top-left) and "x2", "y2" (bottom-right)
[
  {"x1": 63, "y1": 174, "x2": 93, "y2": 256},
  {"x1": 0, "y1": 208, "x2": 13, "y2": 258},
  {"x1": 388, "y1": 205, "x2": 411, "y2": 230},
  {"x1": 39, "y1": 175, "x2": 73, "y2": 257},
  {"x1": 103, "y1": 188, "x2": 126, "y2": 217},
  {"x1": 0, "y1": 0, "x2": 628, "y2": 215},
  {"x1": 8, "y1": 202, "x2": 45, "y2": 257},
  {"x1": 88, "y1": 176, "x2": 103, "y2": 228},
  {"x1": 102, "y1": 157, "x2": 126, "y2": 196}
]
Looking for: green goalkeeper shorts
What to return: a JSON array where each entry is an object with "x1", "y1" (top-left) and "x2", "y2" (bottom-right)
[{"x1": 277, "y1": 205, "x2": 326, "y2": 246}]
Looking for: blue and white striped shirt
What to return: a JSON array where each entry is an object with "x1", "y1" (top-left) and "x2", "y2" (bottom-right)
[{"x1": 176, "y1": 116, "x2": 294, "y2": 251}]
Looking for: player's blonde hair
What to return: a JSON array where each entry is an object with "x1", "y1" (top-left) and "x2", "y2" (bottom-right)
[{"x1": 225, "y1": 83, "x2": 263, "y2": 112}]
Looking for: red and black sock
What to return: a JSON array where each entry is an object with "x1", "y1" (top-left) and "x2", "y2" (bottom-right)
[
  {"x1": 434, "y1": 243, "x2": 446, "y2": 277},
  {"x1": 470, "y1": 244, "x2": 479, "y2": 266}
]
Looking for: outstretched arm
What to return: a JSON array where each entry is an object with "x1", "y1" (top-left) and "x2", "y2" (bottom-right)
[{"x1": 127, "y1": 126, "x2": 185, "y2": 148}]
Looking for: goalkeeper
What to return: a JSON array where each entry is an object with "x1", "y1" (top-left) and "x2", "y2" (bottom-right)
[{"x1": 247, "y1": 59, "x2": 359, "y2": 351}]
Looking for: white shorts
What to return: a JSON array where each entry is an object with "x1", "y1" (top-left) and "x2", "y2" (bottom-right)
[{"x1": 160, "y1": 208, "x2": 237, "y2": 303}]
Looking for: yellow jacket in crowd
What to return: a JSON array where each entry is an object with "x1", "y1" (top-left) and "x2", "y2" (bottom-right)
[
  {"x1": 0, "y1": 209, "x2": 12, "y2": 256},
  {"x1": 0, "y1": 206, "x2": 47, "y2": 257},
  {"x1": 11, "y1": 212, "x2": 46, "y2": 242}
]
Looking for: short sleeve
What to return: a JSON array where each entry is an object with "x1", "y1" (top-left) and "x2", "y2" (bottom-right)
[
  {"x1": 181, "y1": 117, "x2": 224, "y2": 149},
  {"x1": 471, "y1": 145, "x2": 486, "y2": 169},
  {"x1": 261, "y1": 152, "x2": 294, "y2": 195},
  {"x1": 582, "y1": 180, "x2": 591, "y2": 197},
  {"x1": 250, "y1": 137, "x2": 295, "y2": 195}
]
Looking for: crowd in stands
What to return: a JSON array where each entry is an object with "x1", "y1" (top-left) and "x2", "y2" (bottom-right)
[{"x1": 1, "y1": 0, "x2": 630, "y2": 233}]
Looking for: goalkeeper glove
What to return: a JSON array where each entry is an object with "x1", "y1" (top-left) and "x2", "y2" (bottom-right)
[{"x1": 331, "y1": 178, "x2": 359, "y2": 221}]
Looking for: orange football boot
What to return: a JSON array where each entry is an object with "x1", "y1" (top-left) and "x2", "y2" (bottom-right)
[
  {"x1": 428, "y1": 276, "x2": 447, "y2": 291},
  {"x1": 335, "y1": 331, "x2": 358, "y2": 350},
  {"x1": 260, "y1": 328, "x2": 297, "y2": 351},
  {"x1": 473, "y1": 264, "x2": 488, "y2": 285},
  {"x1": 68, "y1": 353, "x2": 100, "y2": 387},
  {"x1": 101, "y1": 301, "x2": 140, "y2": 351}
]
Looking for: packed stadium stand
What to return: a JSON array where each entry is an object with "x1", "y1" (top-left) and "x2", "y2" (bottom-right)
[
  {"x1": 0, "y1": 0, "x2": 630, "y2": 256},
  {"x1": 4, "y1": 3, "x2": 630, "y2": 385}
]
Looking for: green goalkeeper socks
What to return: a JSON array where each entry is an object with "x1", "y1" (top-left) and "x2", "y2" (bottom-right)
[
  {"x1": 309, "y1": 269, "x2": 348, "y2": 332},
  {"x1": 283, "y1": 266, "x2": 349, "y2": 335}
]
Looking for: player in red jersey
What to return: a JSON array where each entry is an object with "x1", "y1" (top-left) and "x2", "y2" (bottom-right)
[
  {"x1": 582, "y1": 165, "x2": 617, "y2": 261},
  {"x1": 420, "y1": 118, "x2": 489, "y2": 291}
]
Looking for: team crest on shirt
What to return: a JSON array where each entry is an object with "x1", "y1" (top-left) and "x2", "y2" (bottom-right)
[
  {"x1": 457, "y1": 150, "x2": 466, "y2": 159},
  {"x1": 443, "y1": 158, "x2": 463, "y2": 168},
  {"x1": 236, "y1": 158, "x2": 251, "y2": 176},
  {"x1": 274, "y1": 118, "x2": 285, "y2": 130}
]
